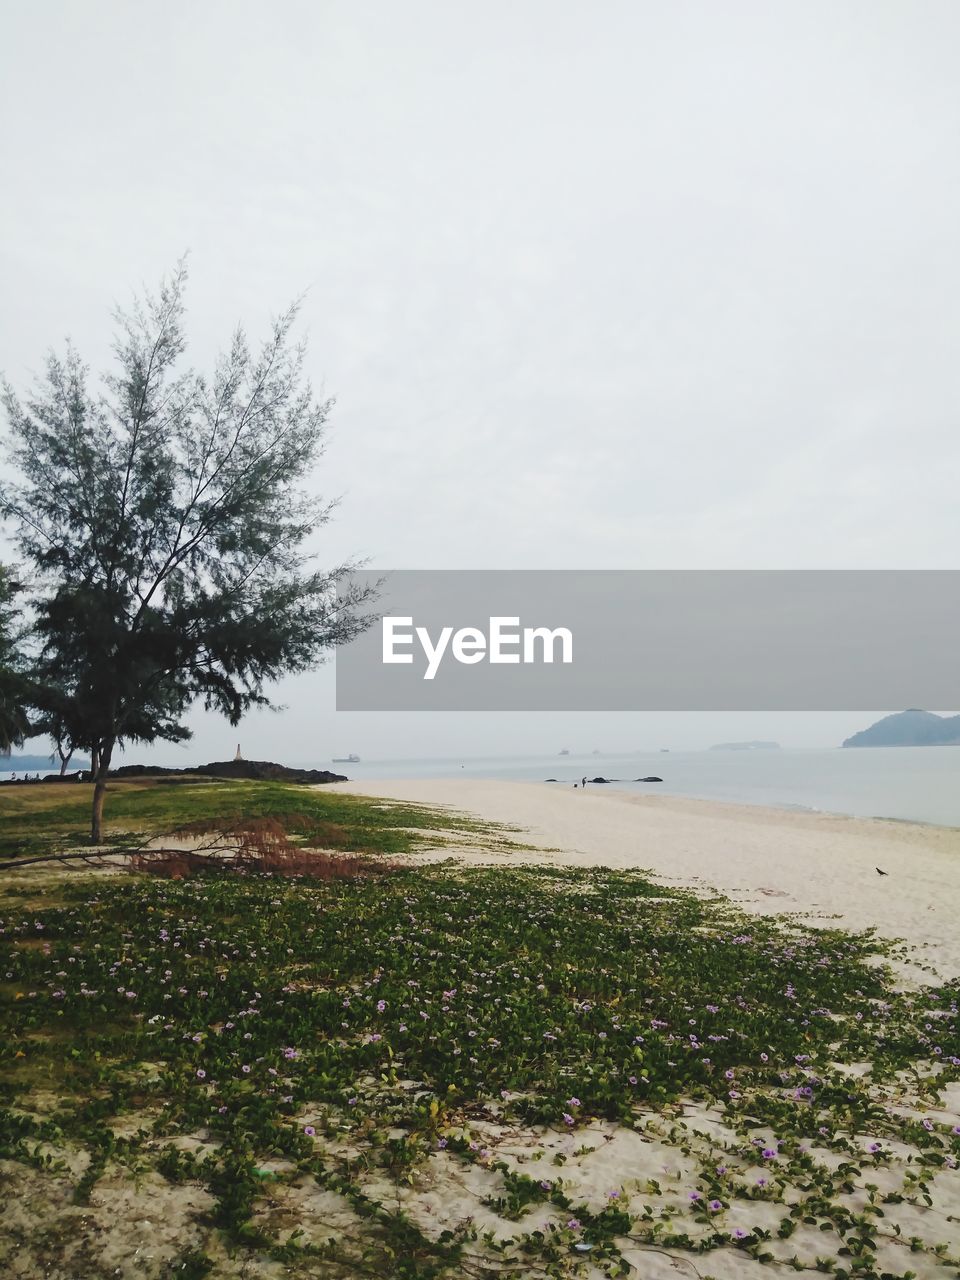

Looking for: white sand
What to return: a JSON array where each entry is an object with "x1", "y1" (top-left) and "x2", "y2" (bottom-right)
[{"x1": 328, "y1": 778, "x2": 960, "y2": 979}]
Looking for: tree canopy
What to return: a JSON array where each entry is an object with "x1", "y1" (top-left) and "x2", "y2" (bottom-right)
[
  {"x1": 1, "y1": 263, "x2": 373, "y2": 836},
  {"x1": 0, "y1": 565, "x2": 30, "y2": 754}
]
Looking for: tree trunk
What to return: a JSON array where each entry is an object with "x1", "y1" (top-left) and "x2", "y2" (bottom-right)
[
  {"x1": 91, "y1": 745, "x2": 100, "y2": 776},
  {"x1": 58, "y1": 748, "x2": 74, "y2": 777},
  {"x1": 90, "y1": 740, "x2": 113, "y2": 842}
]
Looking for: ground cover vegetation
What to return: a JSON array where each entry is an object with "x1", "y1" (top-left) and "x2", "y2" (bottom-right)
[{"x1": 1, "y1": 838, "x2": 958, "y2": 1279}]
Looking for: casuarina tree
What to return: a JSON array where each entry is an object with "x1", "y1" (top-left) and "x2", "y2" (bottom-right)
[
  {"x1": 1, "y1": 263, "x2": 374, "y2": 838},
  {"x1": 0, "y1": 565, "x2": 30, "y2": 754}
]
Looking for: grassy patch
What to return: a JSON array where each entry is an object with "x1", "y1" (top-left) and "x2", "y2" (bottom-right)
[{"x1": 0, "y1": 778, "x2": 519, "y2": 861}]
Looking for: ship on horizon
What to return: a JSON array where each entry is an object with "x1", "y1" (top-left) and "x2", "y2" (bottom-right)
[{"x1": 333, "y1": 753, "x2": 361, "y2": 763}]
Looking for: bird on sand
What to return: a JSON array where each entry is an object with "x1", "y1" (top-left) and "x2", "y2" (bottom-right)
[{"x1": 876, "y1": 867, "x2": 889, "y2": 876}]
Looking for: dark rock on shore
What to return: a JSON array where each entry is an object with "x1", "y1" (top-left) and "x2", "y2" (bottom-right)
[
  {"x1": 635, "y1": 776, "x2": 663, "y2": 782},
  {"x1": 590, "y1": 776, "x2": 616, "y2": 784},
  {"x1": 108, "y1": 759, "x2": 348, "y2": 784}
]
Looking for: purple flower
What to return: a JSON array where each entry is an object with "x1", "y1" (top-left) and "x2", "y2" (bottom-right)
[
  {"x1": 762, "y1": 1148, "x2": 777, "y2": 1160},
  {"x1": 567, "y1": 1218, "x2": 581, "y2": 1230},
  {"x1": 709, "y1": 1199, "x2": 723, "y2": 1212},
  {"x1": 303, "y1": 1125, "x2": 315, "y2": 1137},
  {"x1": 562, "y1": 1112, "x2": 575, "y2": 1126},
  {"x1": 196, "y1": 1068, "x2": 206, "y2": 1079},
  {"x1": 922, "y1": 1118, "x2": 934, "y2": 1131},
  {"x1": 734, "y1": 1228, "x2": 747, "y2": 1239}
]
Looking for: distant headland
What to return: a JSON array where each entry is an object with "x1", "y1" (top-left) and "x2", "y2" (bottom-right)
[
  {"x1": 1, "y1": 753, "x2": 91, "y2": 773},
  {"x1": 842, "y1": 709, "x2": 960, "y2": 748}
]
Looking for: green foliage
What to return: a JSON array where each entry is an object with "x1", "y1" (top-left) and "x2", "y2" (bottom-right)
[{"x1": 0, "y1": 564, "x2": 30, "y2": 753}]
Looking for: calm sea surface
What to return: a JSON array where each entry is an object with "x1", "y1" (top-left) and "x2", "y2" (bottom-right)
[
  {"x1": 321, "y1": 748, "x2": 960, "y2": 828},
  {"x1": 3, "y1": 747, "x2": 958, "y2": 827}
]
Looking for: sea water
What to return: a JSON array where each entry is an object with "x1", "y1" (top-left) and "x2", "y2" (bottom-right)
[{"x1": 316, "y1": 747, "x2": 960, "y2": 828}]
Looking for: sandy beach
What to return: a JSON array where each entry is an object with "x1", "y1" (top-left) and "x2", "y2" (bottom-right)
[{"x1": 329, "y1": 778, "x2": 960, "y2": 980}]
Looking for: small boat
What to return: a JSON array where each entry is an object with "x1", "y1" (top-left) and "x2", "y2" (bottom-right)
[
  {"x1": 332, "y1": 754, "x2": 360, "y2": 763},
  {"x1": 558, "y1": 748, "x2": 570, "y2": 756}
]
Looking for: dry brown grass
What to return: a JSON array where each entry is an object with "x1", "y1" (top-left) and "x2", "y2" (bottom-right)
[{"x1": 128, "y1": 815, "x2": 399, "y2": 881}]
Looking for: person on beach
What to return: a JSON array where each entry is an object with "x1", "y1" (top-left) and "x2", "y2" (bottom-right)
[{"x1": 581, "y1": 776, "x2": 587, "y2": 789}]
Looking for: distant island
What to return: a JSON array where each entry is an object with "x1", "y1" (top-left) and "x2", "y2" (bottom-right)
[
  {"x1": 842, "y1": 709, "x2": 960, "y2": 748},
  {"x1": 710, "y1": 741, "x2": 780, "y2": 751}
]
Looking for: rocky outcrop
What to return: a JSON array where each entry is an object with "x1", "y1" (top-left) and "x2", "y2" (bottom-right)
[{"x1": 107, "y1": 759, "x2": 348, "y2": 784}]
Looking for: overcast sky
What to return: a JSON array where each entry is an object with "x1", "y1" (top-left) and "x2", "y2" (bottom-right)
[{"x1": 2, "y1": 2, "x2": 958, "y2": 762}]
